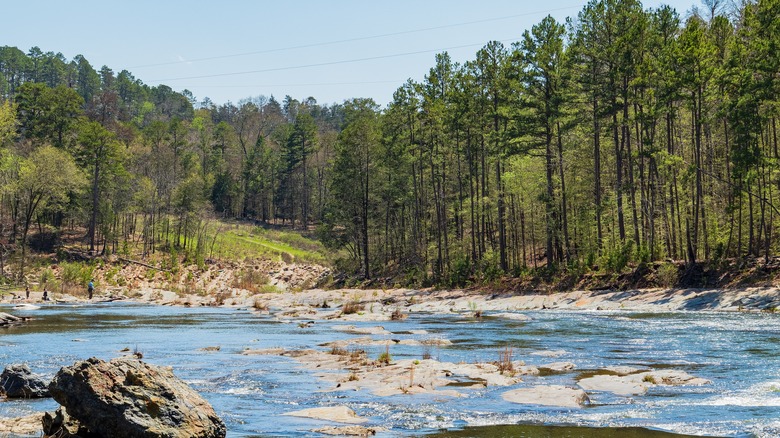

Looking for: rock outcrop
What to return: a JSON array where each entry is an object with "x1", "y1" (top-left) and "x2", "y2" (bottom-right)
[
  {"x1": 47, "y1": 357, "x2": 226, "y2": 438},
  {"x1": 0, "y1": 364, "x2": 49, "y2": 398}
]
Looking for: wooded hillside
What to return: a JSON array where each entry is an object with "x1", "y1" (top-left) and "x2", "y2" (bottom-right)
[{"x1": 0, "y1": 0, "x2": 778, "y2": 287}]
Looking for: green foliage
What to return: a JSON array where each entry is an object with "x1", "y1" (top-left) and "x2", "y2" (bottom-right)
[
  {"x1": 476, "y1": 251, "x2": 504, "y2": 283},
  {"x1": 0, "y1": 100, "x2": 17, "y2": 147},
  {"x1": 0, "y1": 0, "x2": 777, "y2": 291},
  {"x1": 61, "y1": 262, "x2": 94, "y2": 290},
  {"x1": 447, "y1": 255, "x2": 471, "y2": 287},
  {"x1": 657, "y1": 262, "x2": 679, "y2": 288},
  {"x1": 600, "y1": 241, "x2": 634, "y2": 274},
  {"x1": 212, "y1": 224, "x2": 327, "y2": 264},
  {"x1": 39, "y1": 268, "x2": 55, "y2": 288}
]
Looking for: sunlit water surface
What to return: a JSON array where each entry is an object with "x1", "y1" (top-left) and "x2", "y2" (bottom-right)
[{"x1": 1, "y1": 302, "x2": 779, "y2": 437}]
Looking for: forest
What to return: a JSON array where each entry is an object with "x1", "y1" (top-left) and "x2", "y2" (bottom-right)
[{"x1": 0, "y1": 0, "x2": 778, "y2": 287}]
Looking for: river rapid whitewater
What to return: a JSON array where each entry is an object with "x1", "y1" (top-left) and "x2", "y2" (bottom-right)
[{"x1": 0, "y1": 302, "x2": 779, "y2": 437}]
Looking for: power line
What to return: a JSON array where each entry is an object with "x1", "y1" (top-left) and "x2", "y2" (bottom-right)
[
  {"x1": 193, "y1": 80, "x2": 405, "y2": 88},
  {"x1": 149, "y1": 38, "x2": 522, "y2": 83},
  {"x1": 130, "y1": 5, "x2": 580, "y2": 69}
]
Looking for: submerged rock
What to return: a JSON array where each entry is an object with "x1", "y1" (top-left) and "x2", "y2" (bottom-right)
[
  {"x1": 48, "y1": 357, "x2": 226, "y2": 438},
  {"x1": 285, "y1": 406, "x2": 368, "y2": 424},
  {"x1": 0, "y1": 312, "x2": 29, "y2": 327},
  {"x1": 539, "y1": 362, "x2": 577, "y2": 373},
  {"x1": 314, "y1": 425, "x2": 386, "y2": 436},
  {"x1": 0, "y1": 364, "x2": 50, "y2": 398},
  {"x1": 502, "y1": 385, "x2": 590, "y2": 408}
]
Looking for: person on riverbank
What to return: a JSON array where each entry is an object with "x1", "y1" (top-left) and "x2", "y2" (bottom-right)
[
  {"x1": 42, "y1": 287, "x2": 49, "y2": 301},
  {"x1": 88, "y1": 280, "x2": 94, "y2": 300},
  {"x1": 25, "y1": 286, "x2": 29, "y2": 300}
]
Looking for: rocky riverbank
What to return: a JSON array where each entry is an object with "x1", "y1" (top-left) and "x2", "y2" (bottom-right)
[{"x1": 3, "y1": 282, "x2": 779, "y2": 316}]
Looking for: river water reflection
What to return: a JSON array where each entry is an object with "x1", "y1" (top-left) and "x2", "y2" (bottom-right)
[{"x1": 1, "y1": 302, "x2": 778, "y2": 437}]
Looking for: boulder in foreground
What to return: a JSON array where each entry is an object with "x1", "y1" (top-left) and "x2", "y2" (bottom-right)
[
  {"x1": 0, "y1": 364, "x2": 50, "y2": 398},
  {"x1": 48, "y1": 357, "x2": 225, "y2": 438}
]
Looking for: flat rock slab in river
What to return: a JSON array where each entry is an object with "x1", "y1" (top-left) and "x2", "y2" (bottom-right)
[
  {"x1": 0, "y1": 413, "x2": 44, "y2": 435},
  {"x1": 502, "y1": 385, "x2": 590, "y2": 408},
  {"x1": 285, "y1": 406, "x2": 368, "y2": 424},
  {"x1": 578, "y1": 369, "x2": 711, "y2": 396},
  {"x1": 539, "y1": 362, "x2": 577, "y2": 372},
  {"x1": 314, "y1": 425, "x2": 387, "y2": 436},
  {"x1": 490, "y1": 312, "x2": 532, "y2": 321},
  {"x1": 332, "y1": 325, "x2": 391, "y2": 335}
]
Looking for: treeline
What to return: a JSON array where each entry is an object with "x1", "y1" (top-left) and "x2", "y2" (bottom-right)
[
  {"x1": 323, "y1": 0, "x2": 780, "y2": 285},
  {"x1": 0, "y1": 0, "x2": 778, "y2": 287}
]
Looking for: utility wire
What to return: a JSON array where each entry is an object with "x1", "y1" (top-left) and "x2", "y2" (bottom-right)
[
  {"x1": 194, "y1": 80, "x2": 404, "y2": 88},
  {"x1": 149, "y1": 38, "x2": 521, "y2": 83},
  {"x1": 130, "y1": 5, "x2": 579, "y2": 69}
]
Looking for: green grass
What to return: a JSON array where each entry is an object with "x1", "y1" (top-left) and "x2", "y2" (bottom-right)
[{"x1": 209, "y1": 223, "x2": 329, "y2": 264}]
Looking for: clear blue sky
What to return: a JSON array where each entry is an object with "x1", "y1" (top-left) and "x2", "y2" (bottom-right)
[{"x1": 4, "y1": 0, "x2": 699, "y2": 107}]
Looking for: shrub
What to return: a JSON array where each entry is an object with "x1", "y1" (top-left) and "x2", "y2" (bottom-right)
[
  {"x1": 377, "y1": 344, "x2": 392, "y2": 365},
  {"x1": 40, "y1": 268, "x2": 55, "y2": 288},
  {"x1": 231, "y1": 269, "x2": 270, "y2": 293},
  {"x1": 448, "y1": 255, "x2": 471, "y2": 287},
  {"x1": 341, "y1": 298, "x2": 364, "y2": 315},
  {"x1": 390, "y1": 307, "x2": 406, "y2": 320},
  {"x1": 496, "y1": 347, "x2": 514, "y2": 374},
  {"x1": 477, "y1": 250, "x2": 503, "y2": 283},
  {"x1": 601, "y1": 241, "x2": 634, "y2": 273},
  {"x1": 60, "y1": 262, "x2": 94, "y2": 294},
  {"x1": 657, "y1": 262, "x2": 679, "y2": 288}
]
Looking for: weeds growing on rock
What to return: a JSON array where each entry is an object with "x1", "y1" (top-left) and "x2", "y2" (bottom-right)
[
  {"x1": 468, "y1": 301, "x2": 482, "y2": 318},
  {"x1": 329, "y1": 346, "x2": 348, "y2": 356},
  {"x1": 496, "y1": 347, "x2": 514, "y2": 374},
  {"x1": 252, "y1": 299, "x2": 269, "y2": 311},
  {"x1": 377, "y1": 344, "x2": 392, "y2": 365},
  {"x1": 390, "y1": 307, "x2": 406, "y2": 320},
  {"x1": 214, "y1": 291, "x2": 230, "y2": 306},
  {"x1": 341, "y1": 299, "x2": 364, "y2": 315}
]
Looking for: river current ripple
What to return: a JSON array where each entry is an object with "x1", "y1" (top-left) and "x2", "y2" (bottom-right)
[{"x1": 1, "y1": 303, "x2": 778, "y2": 437}]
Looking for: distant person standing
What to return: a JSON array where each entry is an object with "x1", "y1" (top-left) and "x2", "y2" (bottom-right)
[
  {"x1": 25, "y1": 286, "x2": 29, "y2": 300},
  {"x1": 42, "y1": 287, "x2": 49, "y2": 301},
  {"x1": 88, "y1": 280, "x2": 94, "y2": 300}
]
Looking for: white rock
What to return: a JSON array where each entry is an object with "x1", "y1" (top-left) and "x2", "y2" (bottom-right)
[
  {"x1": 540, "y1": 362, "x2": 577, "y2": 372},
  {"x1": 284, "y1": 406, "x2": 367, "y2": 424},
  {"x1": 502, "y1": 385, "x2": 589, "y2": 408}
]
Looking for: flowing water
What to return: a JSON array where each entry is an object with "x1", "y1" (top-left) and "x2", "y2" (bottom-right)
[{"x1": 1, "y1": 302, "x2": 779, "y2": 437}]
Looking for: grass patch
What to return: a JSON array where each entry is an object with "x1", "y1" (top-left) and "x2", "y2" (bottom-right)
[
  {"x1": 210, "y1": 223, "x2": 329, "y2": 264},
  {"x1": 377, "y1": 344, "x2": 392, "y2": 365},
  {"x1": 341, "y1": 299, "x2": 364, "y2": 315}
]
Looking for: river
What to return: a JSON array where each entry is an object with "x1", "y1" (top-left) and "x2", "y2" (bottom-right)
[{"x1": 1, "y1": 302, "x2": 778, "y2": 437}]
